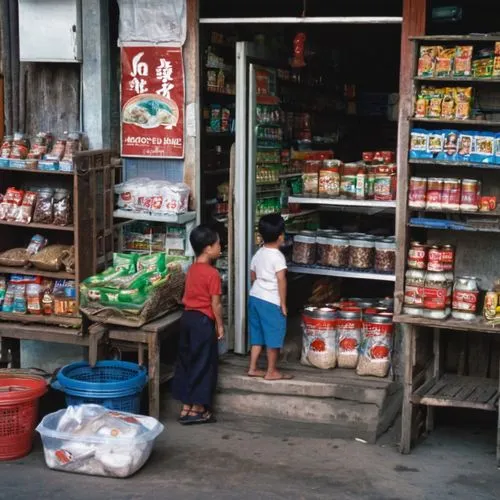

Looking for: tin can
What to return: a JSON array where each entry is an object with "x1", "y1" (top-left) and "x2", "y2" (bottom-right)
[
  {"x1": 460, "y1": 179, "x2": 479, "y2": 212},
  {"x1": 441, "y1": 178, "x2": 461, "y2": 211},
  {"x1": 484, "y1": 292, "x2": 498, "y2": 320},
  {"x1": 440, "y1": 245, "x2": 455, "y2": 272},
  {"x1": 408, "y1": 177, "x2": 427, "y2": 209},
  {"x1": 426, "y1": 178, "x2": 443, "y2": 210},
  {"x1": 427, "y1": 245, "x2": 444, "y2": 272},
  {"x1": 408, "y1": 242, "x2": 427, "y2": 270}
]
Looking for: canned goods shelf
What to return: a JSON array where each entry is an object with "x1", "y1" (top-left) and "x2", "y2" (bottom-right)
[
  {"x1": 288, "y1": 196, "x2": 396, "y2": 208},
  {"x1": 409, "y1": 159, "x2": 500, "y2": 170},
  {"x1": 288, "y1": 264, "x2": 396, "y2": 282}
]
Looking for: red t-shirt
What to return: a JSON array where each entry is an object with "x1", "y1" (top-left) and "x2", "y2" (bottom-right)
[{"x1": 183, "y1": 262, "x2": 222, "y2": 320}]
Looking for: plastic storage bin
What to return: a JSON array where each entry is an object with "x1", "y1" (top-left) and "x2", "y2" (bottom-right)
[
  {"x1": 53, "y1": 360, "x2": 147, "y2": 414},
  {"x1": 36, "y1": 405, "x2": 164, "y2": 477}
]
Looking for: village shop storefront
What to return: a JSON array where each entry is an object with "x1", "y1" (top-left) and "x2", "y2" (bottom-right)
[{"x1": 195, "y1": 0, "x2": 500, "y2": 463}]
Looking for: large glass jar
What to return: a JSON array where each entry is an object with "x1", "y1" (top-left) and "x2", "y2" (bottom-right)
[
  {"x1": 374, "y1": 239, "x2": 396, "y2": 273},
  {"x1": 452, "y1": 276, "x2": 479, "y2": 321},
  {"x1": 317, "y1": 235, "x2": 349, "y2": 267},
  {"x1": 423, "y1": 271, "x2": 450, "y2": 319},
  {"x1": 348, "y1": 238, "x2": 375, "y2": 270},
  {"x1": 292, "y1": 232, "x2": 316, "y2": 265}
]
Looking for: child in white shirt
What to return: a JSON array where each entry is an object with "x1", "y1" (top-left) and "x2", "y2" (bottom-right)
[{"x1": 247, "y1": 214, "x2": 293, "y2": 380}]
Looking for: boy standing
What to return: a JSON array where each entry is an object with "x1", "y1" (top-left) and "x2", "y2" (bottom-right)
[
  {"x1": 248, "y1": 214, "x2": 293, "y2": 381},
  {"x1": 172, "y1": 225, "x2": 224, "y2": 424}
]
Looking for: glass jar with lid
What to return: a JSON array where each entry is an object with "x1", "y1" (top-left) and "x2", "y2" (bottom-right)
[
  {"x1": 374, "y1": 239, "x2": 396, "y2": 273},
  {"x1": 348, "y1": 238, "x2": 375, "y2": 270},
  {"x1": 292, "y1": 232, "x2": 317, "y2": 265},
  {"x1": 423, "y1": 271, "x2": 450, "y2": 319},
  {"x1": 452, "y1": 276, "x2": 479, "y2": 321},
  {"x1": 317, "y1": 235, "x2": 349, "y2": 268}
]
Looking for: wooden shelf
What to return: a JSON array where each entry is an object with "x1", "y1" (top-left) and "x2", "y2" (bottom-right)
[
  {"x1": 408, "y1": 159, "x2": 500, "y2": 170},
  {"x1": 415, "y1": 76, "x2": 500, "y2": 84},
  {"x1": 0, "y1": 312, "x2": 81, "y2": 328},
  {"x1": 410, "y1": 117, "x2": 500, "y2": 127},
  {"x1": 288, "y1": 264, "x2": 396, "y2": 282},
  {"x1": 410, "y1": 208, "x2": 500, "y2": 217},
  {"x1": 113, "y1": 210, "x2": 196, "y2": 225},
  {"x1": 0, "y1": 167, "x2": 73, "y2": 176},
  {"x1": 394, "y1": 313, "x2": 500, "y2": 334},
  {"x1": 288, "y1": 196, "x2": 396, "y2": 209},
  {"x1": 411, "y1": 35, "x2": 500, "y2": 42},
  {"x1": 0, "y1": 220, "x2": 74, "y2": 231},
  {"x1": 412, "y1": 374, "x2": 498, "y2": 411},
  {"x1": 0, "y1": 265, "x2": 74, "y2": 279}
]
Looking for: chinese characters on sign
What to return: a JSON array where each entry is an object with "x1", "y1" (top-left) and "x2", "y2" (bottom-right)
[{"x1": 121, "y1": 46, "x2": 185, "y2": 158}]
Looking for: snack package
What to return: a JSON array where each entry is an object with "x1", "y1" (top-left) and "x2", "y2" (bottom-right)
[
  {"x1": 457, "y1": 131, "x2": 474, "y2": 160},
  {"x1": 165, "y1": 255, "x2": 192, "y2": 274},
  {"x1": 409, "y1": 129, "x2": 432, "y2": 159},
  {"x1": 494, "y1": 42, "x2": 500, "y2": 77},
  {"x1": 137, "y1": 253, "x2": 166, "y2": 273},
  {"x1": 16, "y1": 191, "x2": 37, "y2": 224},
  {"x1": 428, "y1": 89, "x2": 444, "y2": 119},
  {"x1": 115, "y1": 178, "x2": 151, "y2": 211},
  {"x1": 428, "y1": 131, "x2": 445, "y2": 157},
  {"x1": 27, "y1": 234, "x2": 48, "y2": 256},
  {"x1": 12, "y1": 284, "x2": 27, "y2": 314},
  {"x1": 454, "y1": 87, "x2": 472, "y2": 120},
  {"x1": 470, "y1": 132, "x2": 495, "y2": 164},
  {"x1": 33, "y1": 188, "x2": 54, "y2": 224},
  {"x1": 53, "y1": 188, "x2": 72, "y2": 226},
  {"x1": 0, "y1": 275, "x2": 6, "y2": 305},
  {"x1": 453, "y1": 46, "x2": 473, "y2": 77},
  {"x1": 113, "y1": 253, "x2": 138, "y2": 273},
  {"x1": 82, "y1": 267, "x2": 130, "y2": 288},
  {"x1": 2, "y1": 284, "x2": 15, "y2": 312},
  {"x1": 221, "y1": 107, "x2": 230, "y2": 133},
  {"x1": 26, "y1": 283, "x2": 42, "y2": 315},
  {"x1": 440, "y1": 88, "x2": 456, "y2": 120},
  {"x1": 417, "y1": 46, "x2": 437, "y2": 77},
  {"x1": 437, "y1": 130, "x2": 459, "y2": 161},
  {"x1": 209, "y1": 104, "x2": 221, "y2": 133},
  {"x1": 4, "y1": 187, "x2": 25, "y2": 221},
  {"x1": 414, "y1": 92, "x2": 428, "y2": 118},
  {"x1": 473, "y1": 55, "x2": 494, "y2": 78},
  {"x1": 495, "y1": 134, "x2": 500, "y2": 165},
  {"x1": 435, "y1": 47, "x2": 455, "y2": 77},
  {"x1": 105, "y1": 269, "x2": 151, "y2": 290}
]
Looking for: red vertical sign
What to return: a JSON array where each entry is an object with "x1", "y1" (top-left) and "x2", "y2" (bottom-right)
[{"x1": 121, "y1": 46, "x2": 185, "y2": 159}]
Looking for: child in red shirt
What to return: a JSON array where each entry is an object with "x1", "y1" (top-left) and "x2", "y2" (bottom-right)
[{"x1": 172, "y1": 225, "x2": 224, "y2": 425}]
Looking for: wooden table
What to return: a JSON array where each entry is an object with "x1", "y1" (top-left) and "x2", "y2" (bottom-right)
[{"x1": 0, "y1": 310, "x2": 182, "y2": 419}]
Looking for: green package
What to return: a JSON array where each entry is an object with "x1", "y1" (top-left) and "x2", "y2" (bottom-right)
[
  {"x1": 113, "y1": 252, "x2": 138, "y2": 273},
  {"x1": 137, "y1": 253, "x2": 166, "y2": 273},
  {"x1": 83, "y1": 267, "x2": 129, "y2": 288}
]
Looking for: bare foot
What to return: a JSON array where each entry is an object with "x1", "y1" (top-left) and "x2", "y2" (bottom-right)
[
  {"x1": 247, "y1": 369, "x2": 266, "y2": 378},
  {"x1": 264, "y1": 371, "x2": 293, "y2": 381}
]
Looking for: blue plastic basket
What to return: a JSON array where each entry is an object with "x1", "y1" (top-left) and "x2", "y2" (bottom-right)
[{"x1": 53, "y1": 360, "x2": 148, "y2": 414}]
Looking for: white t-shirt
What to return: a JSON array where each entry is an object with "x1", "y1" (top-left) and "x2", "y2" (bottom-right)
[{"x1": 249, "y1": 246, "x2": 287, "y2": 306}]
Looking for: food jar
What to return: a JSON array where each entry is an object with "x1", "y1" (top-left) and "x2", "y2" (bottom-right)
[
  {"x1": 374, "y1": 239, "x2": 396, "y2": 273},
  {"x1": 452, "y1": 276, "x2": 479, "y2": 321},
  {"x1": 337, "y1": 309, "x2": 362, "y2": 369},
  {"x1": 440, "y1": 245, "x2": 455, "y2": 272},
  {"x1": 348, "y1": 238, "x2": 375, "y2": 270},
  {"x1": 427, "y1": 245, "x2": 443, "y2": 272},
  {"x1": 374, "y1": 167, "x2": 393, "y2": 201},
  {"x1": 460, "y1": 179, "x2": 479, "y2": 212},
  {"x1": 319, "y1": 160, "x2": 341, "y2": 197},
  {"x1": 423, "y1": 271, "x2": 450, "y2": 319},
  {"x1": 10, "y1": 132, "x2": 30, "y2": 160},
  {"x1": 341, "y1": 163, "x2": 358, "y2": 199},
  {"x1": 292, "y1": 232, "x2": 317, "y2": 265},
  {"x1": 408, "y1": 177, "x2": 427, "y2": 209},
  {"x1": 404, "y1": 268, "x2": 425, "y2": 315},
  {"x1": 302, "y1": 161, "x2": 321, "y2": 195},
  {"x1": 363, "y1": 314, "x2": 394, "y2": 337},
  {"x1": 441, "y1": 178, "x2": 461, "y2": 211},
  {"x1": 426, "y1": 177, "x2": 443, "y2": 210},
  {"x1": 1, "y1": 135, "x2": 13, "y2": 158},
  {"x1": 317, "y1": 235, "x2": 349, "y2": 268},
  {"x1": 407, "y1": 242, "x2": 427, "y2": 270}
]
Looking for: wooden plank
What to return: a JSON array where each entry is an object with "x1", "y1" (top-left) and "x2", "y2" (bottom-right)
[
  {"x1": 88, "y1": 323, "x2": 107, "y2": 367},
  {"x1": 0, "y1": 324, "x2": 88, "y2": 346},
  {"x1": 400, "y1": 324, "x2": 417, "y2": 454},
  {"x1": 0, "y1": 312, "x2": 81, "y2": 328},
  {"x1": 0, "y1": 265, "x2": 74, "y2": 280},
  {"x1": 148, "y1": 333, "x2": 160, "y2": 419},
  {"x1": 394, "y1": 314, "x2": 500, "y2": 334},
  {"x1": 394, "y1": 0, "x2": 427, "y2": 315},
  {"x1": 0, "y1": 220, "x2": 73, "y2": 231},
  {"x1": 467, "y1": 385, "x2": 498, "y2": 404},
  {"x1": 467, "y1": 334, "x2": 491, "y2": 378}
]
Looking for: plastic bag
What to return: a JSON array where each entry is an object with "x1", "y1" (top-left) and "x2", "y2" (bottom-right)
[
  {"x1": 33, "y1": 188, "x2": 54, "y2": 224},
  {"x1": 137, "y1": 253, "x2": 165, "y2": 273},
  {"x1": 83, "y1": 267, "x2": 129, "y2": 288},
  {"x1": 113, "y1": 253, "x2": 138, "y2": 273},
  {"x1": 0, "y1": 248, "x2": 31, "y2": 267},
  {"x1": 16, "y1": 191, "x2": 37, "y2": 224},
  {"x1": 300, "y1": 310, "x2": 337, "y2": 369},
  {"x1": 53, "y1": 188, "x2": 72, "y2": 226},
  {"x1": 27, "y1": 234, "x2": 48, "y2": 255},
  {"x1": 30, "y1": 245, "x2": 71, "y2": 271},
  {"x1": 37, "y1": 404, "x2": 164, "y2": 478}
]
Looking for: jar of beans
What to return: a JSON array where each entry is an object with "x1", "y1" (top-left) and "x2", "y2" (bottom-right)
[
  {"x1": 374, "y1": 239, "x2": 396, "y2": 273},
  {"x1": 292, "y1": 232, "x2": 317, "y2": 265},
  {"x1": 349, "y1": 237, "x2": 375, "y2": 270},
  {"x1": 317, "y1": 234, "x2": 350, "y2": 267}
]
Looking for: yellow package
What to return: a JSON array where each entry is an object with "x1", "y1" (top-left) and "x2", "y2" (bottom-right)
[{"x1": 454, "y1": 87, "x2": 472, "y2": 120}]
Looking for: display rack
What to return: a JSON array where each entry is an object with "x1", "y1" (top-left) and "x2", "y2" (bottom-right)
[{"x1": 395, "y1": 35, "x2": 500, "y2": 464}]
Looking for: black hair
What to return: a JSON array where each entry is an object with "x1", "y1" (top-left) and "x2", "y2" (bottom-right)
[
  {"x1": 258, "y1": 213, "x2": 285, "y2": 244},
  {"x1": 190, "y1": 225, "x2": 219, "y2": 256}
]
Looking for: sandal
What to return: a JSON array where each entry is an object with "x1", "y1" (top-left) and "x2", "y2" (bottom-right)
[
  {"x1": 180, "y1": 408, "x2": 217, "y2": 425},
  {"x1": 178, "y1": 404, "x2": 192, "y2": 421}
]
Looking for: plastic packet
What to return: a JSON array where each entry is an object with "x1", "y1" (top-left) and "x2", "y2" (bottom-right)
[
  {"x1": 105, "y1": 269, "x2": 150, "y2": 290},
  {"x1": 27, "y1": 234, "x2": 49, "y2": 255},
  {"x1": 33, "y1": 188, "x2": 54, "y2": 224},
  {"x1": 409, "y1": 129, "x2": 432, "y2": 159},
  {"x1": 82, "y1": 267, "x2": 129, "y2": 288},
  {"x1": 454, "y1": 87, "x2": 472, "y2": 120},
  {"x1": 53, "y1": 188, "x2": 72, "y2": 226},
  {"x1": 13, "y1": 284, "x2": 27, "y2": 314},
  {"x1": 30, "y1": 245, "x2": 71, "y2": 272},
  {"x1": 27, "y1": 283, "x2": 42, "y2": 315},
  {"x1": 113, "y1": 253, "x2": 138, "y2": 273},
  {"x1": 0, "y1": 276, "x2": 6, "y2": 304},
  {"x1": 457, "y1": 131, "x2": 474, "y2": 160},
  {"x1": 16, "y1": 191, "x2": 38, "y2": 224},
  {"x1": 2, "y1": 284, "x2": 15, "y2": 312},
  {"x1": 470, "y1": 132, "x2": 495, "y2": 164},
  {"x1": 137, "y1": 253, "x2": 166, "y2": 273},
  {"x1": 0, "y1": 248, "x2": 31, "y2": 267},
  {"x1": 428, "y1": 131, "x2": 444, "y2": 157},
  {"x1": 437, "y1": 130, "x2": 459, "y2": 161}
]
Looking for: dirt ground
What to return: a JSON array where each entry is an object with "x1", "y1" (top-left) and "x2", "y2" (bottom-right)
[{"x1": 0, "y1": 411, "x2": 499, "y2": 500}]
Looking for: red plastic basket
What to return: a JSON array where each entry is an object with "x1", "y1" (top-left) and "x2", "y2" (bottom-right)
[{"x1": 0, "y1": 376, "x2": 47, "y2": 460}]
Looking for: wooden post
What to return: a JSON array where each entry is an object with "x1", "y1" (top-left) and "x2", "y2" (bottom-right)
[
  {"x1": 400, "y1": 324, "x2": 416, "y2": 453},
  {"x1": 394, "y1": 0, "x2": 427, "y2": 314},
  {"x1": 148, "y1": 333, "x2": 161, "y2": 419},
  {"x1": 497, "y1": 353, "x2": 500, "y2": 467},
  {"x1": 426, "y1": 328, "x2": 441, "y2": 433}
]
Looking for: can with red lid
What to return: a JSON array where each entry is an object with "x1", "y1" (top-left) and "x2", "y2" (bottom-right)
[
  {"x1": 362, "y1": 314, "x2": 394, "y2": 337},
  {"x1": 427, "y1": 245, "x2": 444, "y2": 272}
]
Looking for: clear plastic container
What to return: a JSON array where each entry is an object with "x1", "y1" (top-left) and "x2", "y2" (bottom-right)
[
  {"x1": 374, "y1": 239, "x2": 396, "y2": 273},
  {"x1": 348, "y1": 238, "x2": 375, "y2": 269},
  {"x1": 36, "y1": 405, "x2": 164, "y2": 478},
  {"x1": 316, "y1": 235, "x2": 349, "y2": 267},
  {"x1": 292, "y1": 233, "x2": 316, "y2": 265}
]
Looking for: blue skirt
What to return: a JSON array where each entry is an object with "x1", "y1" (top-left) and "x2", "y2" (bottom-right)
[{"x1": 172, "y1": 310, "x2": 218, "y2": 408}]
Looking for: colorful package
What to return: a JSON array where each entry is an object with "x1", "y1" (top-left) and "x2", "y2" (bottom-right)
[
  {"x1": 440, "y1": 89, "x2": 455, "y2": 120},
  {"x1": 410, "y1": 129, "x2": 432, "y2": 159},
  {"x1": 437, "y1": 130, "x2": 459, "y2": 161},
  {"x1": 417, "y1": 46, "x2": 437, "y2": 77},
  {"x1": 457, "y1": 131, "x2": 474, "y2": 161},
  {"x1": 435, "y1": 47, "x2": 455, "y2": 77},
  {"x1": 137, "y1": 253, "x2": 166, "y2": 273},
  {"x1": 470, "y1": 132, "x2": 495, "y2": 164},
  {"x1": 454, "y1": 46, "x2": 473, "y2": 77},
  {"x1": 428, "y1": 90, "x2": 444, "y2": 118},
  {"x1": 428, "y1": 131, "x2": 445, "y2": 157},
  {"x1": 113, "y1": 253, "x2": 138, "y2": 273},
  {"x1": 454, "y1": 87, "x2": 472, "y2": 120},
  {"x1": 495, "y1": 134, "x2": 500, "y2": 165}
]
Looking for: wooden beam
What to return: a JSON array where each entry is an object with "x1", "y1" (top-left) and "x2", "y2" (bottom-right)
[{"x1": 394, "y1": 0, "x2": 427, "y2": 314}]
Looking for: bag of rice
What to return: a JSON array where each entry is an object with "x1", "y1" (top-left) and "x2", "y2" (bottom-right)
[
  {"x1": 356, "y1": 315, "x2": 393, "y2": 378},
  {"x1": 300, "y1": 307, "x2": 337, "y2": 369}
]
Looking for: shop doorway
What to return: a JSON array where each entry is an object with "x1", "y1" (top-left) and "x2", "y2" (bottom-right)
[{"x1": 198, "y1": 2, "x2": 403, "y2": 354}]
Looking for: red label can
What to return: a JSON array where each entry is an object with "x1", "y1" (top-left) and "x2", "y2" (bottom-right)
[
  {"x1": 408, "y1": 243, "x2": 427, "y2": 269},
  {"x1": 440, "y1": 245, "x2": 455, "y2": 271},
  {"x1": 427, "y1": 246, "x2": 444, "y2": 272}
]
